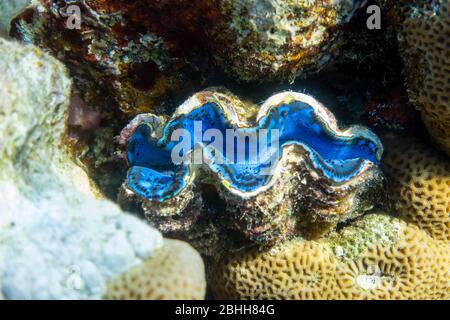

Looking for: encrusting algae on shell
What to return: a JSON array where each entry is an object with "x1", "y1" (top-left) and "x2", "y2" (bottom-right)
[{"x1": 119, "y1": 89, "x2": 387, "y2": 253}]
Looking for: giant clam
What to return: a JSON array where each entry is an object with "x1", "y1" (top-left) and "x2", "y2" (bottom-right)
[{"x1": 119, "y1": 90, "x2": 386, "y2": 251}]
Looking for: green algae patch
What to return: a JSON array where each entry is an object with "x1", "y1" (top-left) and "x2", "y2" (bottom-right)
[{"x1": 326, "y1": 213, "x2": 401, "y2": 261}]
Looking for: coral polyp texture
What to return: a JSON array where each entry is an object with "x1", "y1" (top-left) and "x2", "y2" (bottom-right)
[
  {"x1": 0, "y1": 39, "x2": 206, "y2": 300},
  {"x1": 399, "y1": 0, "x2": 450, "y2": 157},
  {"x1": 211, "y1": 214, "x2": 450, "y2": 300},
  {"x1": 105, "y1": 239, "x2": 206, "y2": 300},
  {"x1": 10, "y1": 0, "x2": 192, "y2": 115},
  {"x1": 382, "y1": 137, "x2": 450, "y2": 242},
  {"x1": 119, "y1": 90, "x2": 386, "y2": 249}
]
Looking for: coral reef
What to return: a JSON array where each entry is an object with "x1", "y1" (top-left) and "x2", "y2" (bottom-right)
[
  {"x1": 0, "y1": 0, "x2": 30, "y2": 37},
  {"x1": 382, "y1": 137, "x2": 450, "y2": 242},
  {"x1": 211, "y1": 214, "x2": 450, "y2": 300},
  {"x1": 0, "y1": 38, "x2": 206, "y2": 300},
  {"x1": 2, "y1": 0, "x2": 448, "y2": 302},
  {"x1": 398, "y1": 0, "x2": 450, "y2": 157},
  {"x1": 119, "y1": 89, "x2": 386, "y2": 250}
]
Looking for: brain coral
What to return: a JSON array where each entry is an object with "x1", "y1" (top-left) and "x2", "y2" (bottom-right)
[
  {"x1": 211, "y1": 214, "x2": 450, "y2": 300},
  {"x1": 399, "y1": 0, "x2": 450, "y2": 156},
  {"x1": 382, "y1": 137, "x2": 450, "y2": 242},
  {"x1": 0, "y1": 38, "x2": 205, "y2": 300},
  {"x1": 105, "y1": 239, "x2": 206, "y2": 300}
]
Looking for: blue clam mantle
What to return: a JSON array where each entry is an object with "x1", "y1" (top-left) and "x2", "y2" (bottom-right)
[{"x1": 125, "y1": 92, "x2": 383, "y2": 202}]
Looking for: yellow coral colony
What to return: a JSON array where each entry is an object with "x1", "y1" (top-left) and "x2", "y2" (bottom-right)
[
  {"x1": 212, "y1": 215, "x2": 450, "y2": 300},
  {"x1": 400, "y1": 1, "x2": 450, "y2": 156},
  {"x1": 383, "y1": 138, "x2": 450, "y2": 242}
]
